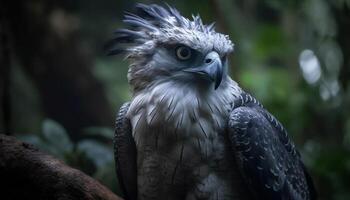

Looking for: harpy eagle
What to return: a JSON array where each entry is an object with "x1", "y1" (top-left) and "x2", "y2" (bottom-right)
[{"x1": 108, "y1": 3, "x2": 317, "y2": 200}]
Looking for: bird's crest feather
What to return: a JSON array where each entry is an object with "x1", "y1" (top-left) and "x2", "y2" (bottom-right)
[{"x1": 107, "y1": 3, "x2": 234, "y2": 57}]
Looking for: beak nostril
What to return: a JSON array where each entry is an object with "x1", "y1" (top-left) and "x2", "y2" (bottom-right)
[{"x1": 205, "y1": 58, "x2": 212, "y2": 64}]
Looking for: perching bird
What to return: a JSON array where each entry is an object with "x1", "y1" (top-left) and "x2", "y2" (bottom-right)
[{"x1": 109, "y1": 3, "x2": 317, "y2": 200}]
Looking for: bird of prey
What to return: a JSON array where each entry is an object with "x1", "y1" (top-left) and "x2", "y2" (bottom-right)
[{"x1": 109, "y1": 3, "x2": 317, "y2": 200}]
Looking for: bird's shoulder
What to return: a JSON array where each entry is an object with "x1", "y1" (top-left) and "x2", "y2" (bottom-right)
[
  {"x1": 227, "y1": 92, "x2": 316, "y2": 200},
  {"x1": 230, "y1": 92, "x2": 299, "y2": 157}
]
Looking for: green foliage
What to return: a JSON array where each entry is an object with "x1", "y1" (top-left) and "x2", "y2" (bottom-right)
[
  {"x1": 42, "y1": 119, "x2": 73, "y2": 157},
  {"x1": 83, "y1": 126, "x2": 114, "y2": 140},
  {"x1": 18, "y1": 119, "x2": 74, "y2": 159},
  {"x1": 77, "y1": 139, "x2": 113, "y2": 168},
  {"x1": 303, "y1": 141, "x2": 350, "y2": 200},
  {"x1": 253, "y1": 24, "x2": 289, "y2": 61},
  {"x1": 93, "y1": 59, "x2": 131, "y2": 109},
  {"x1": 17, "y1": 119, "x2": 119, "y2": 194}
]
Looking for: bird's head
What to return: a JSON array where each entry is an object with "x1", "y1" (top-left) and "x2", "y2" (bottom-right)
[{"x1": 108, "y1": 3, "x2": 234, "y2": 93}]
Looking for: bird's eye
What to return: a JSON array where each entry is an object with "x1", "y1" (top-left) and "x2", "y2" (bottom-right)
[{"x1": 175, "y1": 46, "x2": 192, "y2": 60}]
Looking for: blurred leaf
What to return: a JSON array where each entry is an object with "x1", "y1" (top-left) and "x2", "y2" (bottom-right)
[
  {"x1": 93, "y1": 59, "x2": 130, "y2": 109},
  {"x1": 240, "y1": 67, "x2": 292, "y2": 102},
  {"x1": 11, "y1": 64, "x2": 43, "y2": 134},
  {"x1": 77, "y1": 139, "x2": 114, "y2": 168},
  {"x1": 42, "y1": 119, "x2": 73, "y2": 155},
  {"x1": 83, "y1": 127, "x2": 114, "y2": 140},
  {"x1": 253, "y1": 24, "x2": 288, "y2": 61},
  {"x1": 65, "y1": 149, "x2": 97, "y2": 176}
]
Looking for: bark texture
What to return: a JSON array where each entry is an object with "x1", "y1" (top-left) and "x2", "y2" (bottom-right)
[{"x1": 0, "y1": 134, "x2": 123, "y2": 200}]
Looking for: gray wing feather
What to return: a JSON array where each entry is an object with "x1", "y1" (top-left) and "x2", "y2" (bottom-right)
[
  {"x1": 114, "y1": 102, "x2": 137, "y2": 200},
  {"x1": 228, "y1": 95, "x2": 316, "y2": 200}
]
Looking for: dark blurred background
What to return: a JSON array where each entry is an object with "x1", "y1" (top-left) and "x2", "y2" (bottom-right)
[{"x1": 0, "y1": 0, "x2": 349, "y2": 199}]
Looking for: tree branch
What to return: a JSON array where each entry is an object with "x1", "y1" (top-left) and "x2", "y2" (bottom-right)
[{"x1": 0, "y1": 134, "x2": 123, "y2": 200}]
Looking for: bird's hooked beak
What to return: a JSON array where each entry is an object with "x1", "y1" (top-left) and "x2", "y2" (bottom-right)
[{"x1": 183, "y1": 51, "x2": 223, "y2": 89}]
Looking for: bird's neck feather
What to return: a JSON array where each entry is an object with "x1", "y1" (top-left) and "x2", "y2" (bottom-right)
[{"x1": 127, "y1": 77, "x2": 242, "y2": 135}]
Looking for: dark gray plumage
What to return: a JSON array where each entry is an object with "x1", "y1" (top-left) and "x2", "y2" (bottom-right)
[
  {"x1": 114, "y1": 102, "x2": 137, "y2": 200},
  {"x1": 111, "y1": 3, "x2": 316, "y2": 200},
  {"x1": 228, "y1": 93, "x2": 317, "y2": 200}
]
